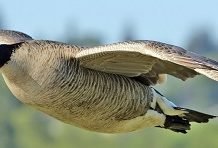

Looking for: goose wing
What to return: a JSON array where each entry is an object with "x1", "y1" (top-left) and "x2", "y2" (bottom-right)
[
  {"x1": 75, "y1": 40, "x2": 218, "y2": 84},
  {"x1": 0, "y1": 30, "x2": 33, "y2": 44}
]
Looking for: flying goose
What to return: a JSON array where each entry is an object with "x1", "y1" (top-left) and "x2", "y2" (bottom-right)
[{"x1": 0, "y1": 30, "x2": 217, "y2": 134}]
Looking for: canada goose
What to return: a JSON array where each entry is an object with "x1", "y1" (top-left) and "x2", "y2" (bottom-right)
[{"x1": 0, "y1": 30, "x2": 217, "y2": 134}]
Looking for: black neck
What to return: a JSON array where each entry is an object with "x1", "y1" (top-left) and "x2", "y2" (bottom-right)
[{"x1": 0, "y1": 43, "x2": 22, "y2": 67}]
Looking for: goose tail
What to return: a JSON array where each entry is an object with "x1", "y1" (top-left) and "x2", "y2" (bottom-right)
[{"x1": 161, "y1": 107, "x2": 216, "y2": 134}]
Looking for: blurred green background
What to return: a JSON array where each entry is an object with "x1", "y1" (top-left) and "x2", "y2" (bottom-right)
[{"x1": 0, "y1": 0, "x2": 218, "y2": 148}]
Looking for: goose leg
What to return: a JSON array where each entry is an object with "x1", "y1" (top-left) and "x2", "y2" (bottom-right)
[
  {"x1": 151, "y1": 88, "x2": 216, "y2": 133},
  {"x1": 151, "y1": 88, "x2": 187, "y2": 116}
]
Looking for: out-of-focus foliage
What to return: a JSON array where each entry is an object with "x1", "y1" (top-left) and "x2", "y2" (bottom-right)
[
  {"x1": 187, "y1": 28, "x2": 217, "y2": 53},
  {"x1": 0, "y1": 17, "x2": 218, "y2": 148},
  {"x1": 61, "y1": 24, "x2": 102, "y2": 47},
  {"x1": 0, "y1": 11, "x2": 4, "y2": 29}
]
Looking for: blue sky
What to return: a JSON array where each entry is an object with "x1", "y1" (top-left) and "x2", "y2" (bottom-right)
[{"x1": 0, "y1": 0, "x2": 218, "y2": 46}]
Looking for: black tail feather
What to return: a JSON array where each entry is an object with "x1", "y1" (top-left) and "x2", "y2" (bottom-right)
[
  {"x1": 174, "y1": 107, "x2": 216, "y2": 123},
  {"x1": 157, "y1": 107, "x2": 217, "y2": 134}
]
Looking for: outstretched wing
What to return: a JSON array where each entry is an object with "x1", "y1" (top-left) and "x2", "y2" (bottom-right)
[
  {"x1": 75, "y1": 40, "x2": 218, "y2": 84},
  {"x1": 0, "y1": 30, "x2": 33, "y2": 44}
]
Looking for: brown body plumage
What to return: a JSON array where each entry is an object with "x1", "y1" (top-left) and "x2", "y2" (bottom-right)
[{"x1": 0, "y1": 30, "x2": 217, "y2": 134}]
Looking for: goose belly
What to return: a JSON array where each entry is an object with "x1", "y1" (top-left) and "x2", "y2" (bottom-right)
[
  {"x1": 2, "y1": 65, "x2": 154, "y2": 133},
  {"x1": 34, "y1": 69, "x2": 154, "y2": 132}
]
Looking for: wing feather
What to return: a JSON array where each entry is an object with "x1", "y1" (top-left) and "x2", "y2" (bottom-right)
[
  {"x1": 0, "y1": 30, "x2": 33, "y2": 44},
  {"x1": 76, "y1": 40, "x2": 218, "y2": 83}
]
